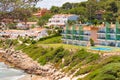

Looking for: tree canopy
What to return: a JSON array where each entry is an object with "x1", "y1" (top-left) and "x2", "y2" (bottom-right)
[
  {"x1": 0, "y1": 0, "x2": 40, "y2": 21},
  {"x1": 50, "y1": 0, "x2": 120, "y2": 24},
  {"x1": 0, "y1": 0, "x2": 39, "y2": 12},
  {"x1": 38, "y1": 13, "x2": 53, "y2": 27}
]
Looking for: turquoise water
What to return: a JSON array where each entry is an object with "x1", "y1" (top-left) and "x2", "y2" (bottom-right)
[
  {"x1": 91, "y1": 47, "x2": 112, "y2": 51},
  {"x1": 0, "y1": 62, "x2": 25, "y2": 80}
]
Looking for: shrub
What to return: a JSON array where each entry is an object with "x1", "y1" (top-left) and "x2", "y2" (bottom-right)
[
  {"x1": 82, "y1": 63, "x2": 120, "y2": 80},
  {"x1": 75, "y1": 65, "x2": 94, "y2": 76},
  {"x1": 38, "y1": 56, "x2": 47, "y2": 65},
  {"x1": 90, "y1": 38, "x2": 95, "y2": 46}
]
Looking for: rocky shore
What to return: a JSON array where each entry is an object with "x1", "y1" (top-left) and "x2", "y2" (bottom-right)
[{"x1": 0, "y1": 48, "x2": 65, "y2": 80}]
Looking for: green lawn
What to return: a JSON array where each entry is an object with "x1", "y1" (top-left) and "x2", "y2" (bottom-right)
[
  {"x1": 37, "y1": 36, "x2": 62, "y2": 44},
  {"x1": 37, "y1": 43, "x2": 120, "y2": 53},
  {"x1": 38, "y1": 43, "x2": 86, "y2": 50}
]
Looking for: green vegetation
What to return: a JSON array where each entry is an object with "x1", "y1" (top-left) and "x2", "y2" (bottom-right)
[
  {"x1": 38, "y1": 36, "x2": 62, "y2": 44},
  {"x1": 0, "y1": 0, "x2": 39, "y2": 28},
  {"x1": 37, "y1": 13, "x2": 53, "y2": 27},
  {"x1": 50, "y1": 0, "x2": 120, "y2": 24},
  {"x1": 90, "y1": 38, "x2": 95, "y2": 46},
  {"x1": 80, "y1": 56, "x2": 120, "y2": 80},
  {"x1": 15, "y1": 42, "x2": 100, "y2": 67},
  {"x1": 0, "y1": 39, "x2": 18, "y2": 48},
  {"x1": 1, "y1": 34, "x2": 120, "y2": 80},
  {"x1": 1, "y1": 0, "x2": 120, "y2": 80}
]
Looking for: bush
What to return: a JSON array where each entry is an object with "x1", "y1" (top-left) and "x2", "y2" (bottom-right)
[
  {"x1": 64, "y1": 56, "x2": 72, "y2": 66},
  {"x1": 75, "y1": 65, "x2": 94, "y2": 76},
  {"x1": 82, "y1": 63, "x2": 120, "y2": 80},
  {"x1": 38, "y1": 56, "x2": 47, "y2": 65},
  {"x1": 13, "y1": 34, "x2": 120, "y2": 80},
  {"x1": 38, "y1": 34, "x2": 61, "y2": 41},
  {"x1": 90, "y1": 38, "x2": 95, "y2": 46}
]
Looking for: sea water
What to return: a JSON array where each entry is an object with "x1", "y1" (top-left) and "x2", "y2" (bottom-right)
[{"x1": 0, "y1": 62, "x2": 25, "y2": 80}]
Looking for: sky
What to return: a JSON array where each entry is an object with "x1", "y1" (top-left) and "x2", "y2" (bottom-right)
[{"x1": 36, "y1": 0, "x2": 87, "y2": 9}]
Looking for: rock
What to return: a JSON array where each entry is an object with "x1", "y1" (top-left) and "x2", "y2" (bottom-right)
[{"x1": 0, "y1": 49, "x2": 66, "y2": 80}]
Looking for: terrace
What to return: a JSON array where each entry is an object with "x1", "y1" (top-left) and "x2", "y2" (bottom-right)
[
  {"x1": 106, "y1": 28, "x2": 115, "y2": 33},
  {"x1": 98, "y1": 28, "x2": 106, "y2": 33},
  {"x1": 116, "y1": 29, "x2": 120, "y2": 34},
  {"x1": 116, "y1": 35, "x2": 120, "y2": 40},
  {"x1": 98, "y1": 37, "x2": 106, "y2": 39},
  {"x1": 106, "y1": 35, "x2": 116, "y2": 40}
]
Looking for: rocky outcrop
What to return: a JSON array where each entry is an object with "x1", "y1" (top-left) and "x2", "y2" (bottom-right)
[{"x1": 0, "y1": 48, "x2": 65, "y2": 80}]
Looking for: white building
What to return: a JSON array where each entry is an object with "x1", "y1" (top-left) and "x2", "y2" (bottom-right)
[
  {"x1": 46, "y1": 14, "x2": 79, "y2": 27},
  {"x1": 0, "y1": 28, "x2": 48, "y2": 40},
  {"x1": 16, "y1": 22, "x2": 38, "y2": 29}
]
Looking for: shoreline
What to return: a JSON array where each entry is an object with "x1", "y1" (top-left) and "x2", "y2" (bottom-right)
[
  {"x1": 0, "y1": 48, "x2": 88, "y2": 80},
  {"x1": 0, "y1": 61, "x2": 46, "y2": 80},
  {"x1": 0, "y1": 60, "x2": 50, "y2": 80},
  {"x1": 0, "y1": 49, "x2": 48, "y2": 74},
  {"x1": 18, "y1": 74, "x2": 51, "y2": 80},
  {"x1": 0, "y1": 49, "x2": 52, "y2": 80},
  {"x1": 0, "y1": 48, "x2": 65, "y2": 80}
]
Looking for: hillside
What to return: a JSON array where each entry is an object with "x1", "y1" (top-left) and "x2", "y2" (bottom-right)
[
  {"x1": 1, "y1": 35, "x2": 120, "y2": 80},
  {"x1": 50, "y1": 0, "x2": 120, "y2": 24}
]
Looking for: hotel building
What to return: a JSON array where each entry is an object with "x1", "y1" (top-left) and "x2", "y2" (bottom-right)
[
  {"x1": 47, "y1": 14, "x2": 79, "y2": 27},
  {"x1": 0, "y1": 28, "x2": 48, "y2": 40},
  {"x1": 97, "y1": 22, "x2": 120, "y2": 47},
  {"x1": 62, "y1": 24, "x2": 98, "y2": 46},
  {"x1": 62, "y1": 22, "x2": 120, "y2": 47}
]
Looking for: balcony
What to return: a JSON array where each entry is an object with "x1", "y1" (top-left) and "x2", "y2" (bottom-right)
[
  {"x1": 61, "y1": 31, "x2": 66, "y2": 35},
  {"x1": 116, "y1": 36, "x2": 120, "y2": 40},
  {"x1": 75, "y1": 38, "x2": 79, "y2": 40},
  {"x1": 107, "y1": 30, "x2": 115, "y2": 33},
  {"x1": 66, "y1": 38, "x2": 73, "y2": 40},
  {"x1": 107, "y1": 42, "x2": 116, "y2": 46},
  {"x1": 116, "y1": 32, "x2": 120, "y2": 34},
  {"x1": 98, "y1": 30, "x2": 106, "y2": 33},
  {"x1": 79, "y1": 32, "x2": 84, "y2": 35},
  {"x1": 98, "y1": 37, "x2": 106, "y2": 39},
  {"x1": 73, "y1": 30, "x2": 79, "y2": 35},
  {"x1": 107, "y1": 38, "x2": 116, "y2": 40},
  {"x1": 116, "y1": 30, "x2": 120, "y2": 34},
  {"x1": 62, "y1": 36, "x2": 66, "y2": 39},
  {"x1": 116, "y1": 38, "x2": 120, "y2": 40},
  {"x1": 80, "y1": 32, "x2": 90, "y2": 36},
  {"x1": 99, "y1": 43, "x2": 106, "y2": 46},
  {"x1": 81, "y1": 39, "x2": 89, "y2": 41},
  {"x1": 80, "y1": 38, "x2": 89, "y2": 41},
  {"x1": 84, "y1": 33, "x2": 90, "y2": 36},
  {"x1": 106, "y1": 27, "x2": 115, "y2": 33},
  {"x1": 66, "y1": 30, "x2": 72, "y2": 34},
  {"x1": 84, "y1": 31, "x2": 91, "y2": 35}
]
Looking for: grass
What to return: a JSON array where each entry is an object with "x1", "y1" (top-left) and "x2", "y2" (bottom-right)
[
  {"x1": 38, "y1": 43, "x2": 86, "y2": 50},
  {"x1": 15, "y1": 37, "x2": 100, "y2": 72},
  {"x1": 37, "y1": 36, "x2": 62, "y2": 44},
  {"x1": 2, "y1": 35, "x2": 120, "y2": 80},
  {"x1": 82, "y1": 62, "x2": 120, "y2": 80},
  {"x1": 78, "y1": 56, "x2": 120, "y2": 80},
  {"x1": 75, "y1": 65, "x2": 94, "y2": 76}
]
